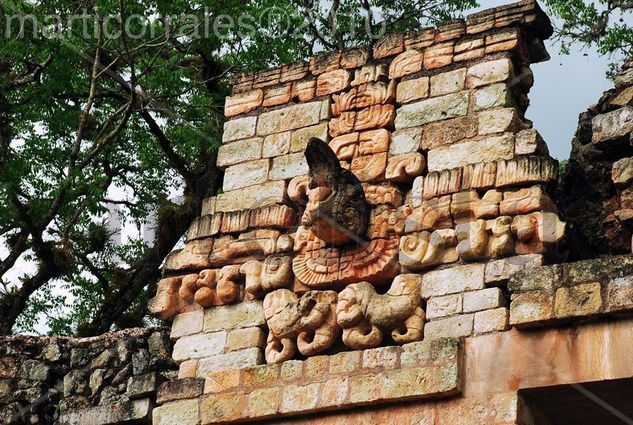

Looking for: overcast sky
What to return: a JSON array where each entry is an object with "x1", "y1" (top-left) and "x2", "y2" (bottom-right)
[{"x1": 468, "y1": 1, "x2": 629, "y2": 159}]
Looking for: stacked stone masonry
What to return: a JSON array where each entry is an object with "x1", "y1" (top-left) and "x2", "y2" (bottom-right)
[{"x1": 6, "y1": 1, "x2": 633, "y2": 424}]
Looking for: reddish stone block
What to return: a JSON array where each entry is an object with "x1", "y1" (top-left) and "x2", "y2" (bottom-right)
[
  {"x1": 225, "y1": 89, "x2": 263, "y2": 117},
  {"x1": 317, "y1": 69, "x2": 352, "y2": 96},
  {"x1": 373, "y1": 33, "x2": 405, "y2": 59},
  {"x1": 351, "y1": 152, "x2": 388, "y2": 182},
  {"x1": 389, "y1": 49, "x2": 423, "y2": 79}
]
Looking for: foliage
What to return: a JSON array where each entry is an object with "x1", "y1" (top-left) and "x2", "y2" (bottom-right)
[{"x1": 0, "y1": 0, "x2": 477, "y2": 335}]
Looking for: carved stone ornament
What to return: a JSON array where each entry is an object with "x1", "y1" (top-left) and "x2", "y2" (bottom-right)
[
  {"x1": 240, "y1": 255, "x2": 294, "y2": 298},
  {"x1": 263, "y1": 289, "x2": 339, "y2": 363},
  {"x1": 336, "y1": 275, "x2": 425, "y2": 349},
  {"x1": 302, "y1": 138, "x2": 370, "y2": 245}
]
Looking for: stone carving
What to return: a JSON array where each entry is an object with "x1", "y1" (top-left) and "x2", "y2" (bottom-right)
[
  {"x1": 208, "y1": 230, "x2": 294, "y2": 266},
  {"x1": 424, "y1": 168, "x2": 462, "y2": 200},
  {"x1": 362, "y1": 184, "x2": 404, "y2": 207},
  {"x1": 358, "y1": 129, "x2": 390, "y2": 155},
  {"x1": 302, "y1": 138, "x2": 369, "y2": 245},
  {"x1": 249, "y1": 205, "x2": 297, "y2": 229},
  {"x1": 329, "y1": 133, "x2": 358, "y2": 160},
  {"x1": 164, "y1": 239, "x2": 214, "y2": 272},
  {"x1": 317, "y1": 69, "x2": 352, "y2": 96},
  {"x1": 456, "y1": 217, "x2": 514, "y2": 261},
  {"x1": 288, "y1": 175, "x2": 310, "y2": 204},
  {"x1": 263, "y1": 289, "x2": 339, "y2": 363},
  {"x1": 405, "y1": 195, "x2": 453, "y2": 232},
  {"x1": 351, "y1": 153, "x2": 388, "y2": 182},
  {"x1": 385, "y1": 153, "x2": 426, "y2": 182},
  {"x1": 451, "y1": 190, "x2": 501, "y2": 224},
  {"x1": 496, "y1": 156, "x2": 558, "y2": 188},
  {"x1": 240, "y1": 256, "x2": 294, "y2": 298},
  {"x1": 187, "y1": 214, "x2": 222, "y2": 241},
  {"x1": 293, "y1": 238, "x2": 399, "y2": 288},
  {"x1": 293, "y1": 226, "x2": 327, "y2": 253},
  {"x1": 511, "y1": 212, "x2": 566, "y2": 255},
  {"x1": 329, "y1": 112, "x2": 356, "y2": 137},
  {"x1": 336, "y1": 275, "x2": 425, "y2": 349},
  {"x1": 221, "y1": 209, "x2": 251, "y2": 233},
  {"x1": 332, "y1": 81, "x2": 396, "y2": 115},
  {"x1": 368, "y1": 205, "x2": 412, "y2": 239},
  {"x1": 149, "y1": 267, "x2": 242, "y2": 320},
  {"x1": 354, "y1": 104, "x2": 396, "y2": 132},
  {"x1": 225, "y1": 89, "x2": 263, "y2": 117},
  {"x1": 389, "y1": 49, "x2": 423, "y2": 79},
  {"x1": 399, "y1": 229, "x2": 459, "y2": 270},
  {"x1": 499, "y1": 186, "x2": 556, "y2": 216},
  {"x1": 462, "y1": 162, "x2": 497, "y2": 190},
  {"x1": 351, "y1": 64, "x2": 388, "y2": 87}
]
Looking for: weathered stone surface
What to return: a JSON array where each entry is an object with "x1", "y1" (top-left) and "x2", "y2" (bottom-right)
[
  {"x1": 269, "y1": 153, "x2": 308, "y2": 180},
  {"x1": 399, "y1": 230, "x2": 459, "y2": 270},
  {"x1": 473, "y1": 307, "x2": 509, "y2": 334},
  {"x1": 156, "y1": 378, "x2": 204, "y2": 404},
  {"x1": 262, "y1": 84, "x2": 292, "y2": 107},
  {"x1": 606, "y1": 276, "x2": 633, "y2": 312},
  {"x1": 290, "y1": 123, "x2": 329, "y2": 153},
  {"x1": 171, "y1": 310, "x2": 204, "y2": 339},
  {"x1": 426, "y1": 293, "x2": 463, "y2": 319},
  {"x1": 172, "y1": 332, "x2": 227, "y2": 363},
  {"x1": 341, "y1": 47, "x2": 369, "y2": 69},
  {"x1": 396, "y1": 77, "x2": 429, "y2": 104},
  {"x1": 423, "y1": 169, "x2": 462, "y2": 199},
  {"x1": 200, "y1": 392, "x2": 247, "y2": 423},
  {"x1": 204, "y1": 369, "x2": 240, "y2": 394},
  {"x1": 204, "y1": 302, "x2": 265, "y2": 333},
  {"x1": 385, "y1": 152, "x2": 426, "y2": 182},
  {"x1": 612, "y1": 157, "x2": 633, "y2": 187},
  {"x1": 427, "y1": 134, "x2": 514, "y2": 172},
  {"x1": 351, "y1": 64, "x2": 388, "y2": 87},
  {"x1": 515, "y1": 128, "x2": 549, "y2": 155},
  {"x1": 350, "y1": 152, "x2": 387, "y2": 182},
  {"x1": 478, "y1": 108, "x2": 520, "y2": 135},
  {"x1": 257, "y1": 102, "x2": 324, "y2": 135},
  {"x1": 280, "y1": 383, "x2": 320, "y2": 413},
  {"x1": 509, "y1": 290, "x2": 554, "y2": 326},
  {"x1": 467, "y1": 58, "x2": 513, "y2": 88},
  {"x1": 333, "y1": 82, "x2": 395, "y2": 116},
  {"x1": 196, "y1": 348, "x2": 264, "y2": 377},
  {"x1": 247, "y1": 387, "x2": 280, "y2": 416},
  {"x1": 390, "y1": 128, "x2": 423, "y2": 155},
  {"x1": 422, "y1": 116, "x2": 478, "y2": 150},
  {"x1": 217, "y1": 137, "x2": 263, "y2": 168},
  {"x1": 485, "y1": 254, "x2": 543, "y2": 285},
  {"x1": 58, "y1": 398, "x2": 152, "y2": 425},
  {"x1": 263, "y1": 132, "x2": 290, "y2": 158},
  {"x1": 430, "y1": 68, "x2": 466, "y2": 97},
  {"x1": 554, "y1": 282, "x2": 602, "y2": 318},
  {"x1": 463, "y1": 288, "x2": 505, "y2": 313},
  {"x1": 592, "y1": 106, "x2": 633, "y2": 143},
  {"x1": 496, "y1": 156, "x2": 557, "y2": 188},
  {"x1": 474, "y1": 83, "x2": 512, "y2": 110},
  {"x1": 500, "y1": 185, "x2": 556, "y2": 216},
  {"x1": 421, "y1": 264, "x2": 485, "y2": 298},
  {"x1": 373, "y1": 33, "x2": 404, "y2": 59},
  {"x1": 317, "y1": 69, "x2": 352, "y2": 96},
  {"x1": 362, "y1": 346, "x2": 399, "y2": 370},
  {"x1": 223, "y1": 159, "x2": 269, "y2": 191},
  {"x1": 424, "y1": 42, "x2": 454, "y2": 69},
  {"x1": 395, "y1": 92, "x2": 469, "y2": 129},
  {"x1": 462, "y1": 162, "x2": 497, "y2": 190},
  {"x1": 127, "y1": 373, "x2": 157, "y2": 399},
  {"x1": 389, "y1": 49, "x2": 423, "y2": 79},
  {"x1": 225, "y1": 89, "x2": 263, "y2": 117},
  {"x1": 216, "y1": 181, "x2": 287, "y2": 212},
  {"x1": 226, "y1": 327, "x2": 266, "y2": 352},
  {"x1": 425, "y1": 314, "x2": 474, "y2": 339},
  {"x1": 329, "y1": 351, "x2": 361, "y2": 374},
  {"x1": 223, "y1": 116, "x2": 258, "y2": 142}
]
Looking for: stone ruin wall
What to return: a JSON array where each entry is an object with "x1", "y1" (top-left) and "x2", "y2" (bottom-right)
[{"x1": 4, "y1": 1, "x2": 633, "y2": 424}]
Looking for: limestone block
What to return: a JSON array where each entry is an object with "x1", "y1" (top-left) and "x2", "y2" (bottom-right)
[
  {"x1": 421, "y1": 264, "x2": 485, "y2": 298},
  {"x1": 424, "y1": 314, "x2": 474, "y2": 339},
  {"x1": 554, "y1": 282, "x2": 602, "y2": 319},
  {"x1": 478, "y1": 108, "x2": 520, "y2": 135},
  {"x1": 196, "y1": 348, "x2": 264, "y2": 377},
  {"x1": 466, "y1": 58, "x2": 514, "y2": 88},
  {"x1": 484, "y1": 254, "x2": 543, "y2": 285},
  {"x1": 426, "y1": 293, "x2": 463, "y2": 319},
  {"x1": 171, "y1": 310, "x2": 204, "y2": 339},
  {"x1": 262, "y1": 132, "x2": 291, "y2": 158},
  {"x1": 396, "y1": 77, "x2": 429, "y2": 104},
  {"x1": 257, "y1": 102, "x2": 323, "y2": 135},
  {"x1": 390, "y1": 128, "x2": 423, "y2": 155},
  {"x1": 422, "y1": 116, "x2": 478, "y2": 150},
  {"x1": 172, "y1": 332, "x2": 227, "y2": 363},
  {"x1": 319, "y1": 377, "x2": 350, "y2": 408},
  {"x1": 226, "y1": 327, "x2": 266, "y2": 352},
  {"x1": 262, "y1": 84, "x2": 292, "y2": 107},
  {"x1": 473, "y1": 307, "x2": 509, "y2": 335},
  {"x1": 223, "y1": 159, "x2": 269, "y2": 191},
  {"x1": 223, "y1": 116, "x2": 257, "y2": 143},
  {"x1": 291, "y1": 79, "x2": 316, "y2": 102},
  {"x1": 373, "y1": 33, "x2": 404, "y2": 59},
  {"x1": 515, "y1": 128, "x2": 549, "y2": 155},
  {"x1": 362, "y1": 346, "x2": 400, "y2": 370},
  {"x1": 290, "y1": 123, "x2": 329, "y2": 152},
  {"x1": 317, "y1": 69, "x2": 352, "y2": 96},
  {"x1": 59, "y1": 399, "x2": 152, "y2": 425},
  {"x1": 463, "y1": 288, "x2": 505, "y2": 313},
  {"x1": 430, "y1": 68, "x2": 466, "y2": 97},
  {"x1": 202, "y1": 302, "x2": 264, "y2": 334},
  {"x1": 427, "y1": 134, "x2": 515, "y2": 172},
  {"x1": 410, "y1": 176, "x2": 424, "y2": 208},
  {"x1": 204, "y1": 369, "x2": 240, "y2": 394},
  {"x1": 606, "y1": 276, "x2": 633, "y2": 312},
  {"x1": 424, "y1": 42, "x2": 454, "y2": 69},
  {"x1": 389, "y1": 49, "x2": 423, "y2": 79},
  {"x1": 395, "y1": 91, "x2": 469, "y2": 129},
  {"x1": 509, "y1": 290, "x2": 554, "y2": 326},
  {"x1": 225, "y1": 89, "x2": 263, "y2": 117},
  {"x1": 127, "y1": 373, "x2": 157, "y2": 399},
  {"x1": 217, "y1": 137, "x2": 263, "y2": 168},
  {"x1": 216, "y1": 181, "x2": 287, "y2": 212},
  {"x1": 200, "y1": 392, "x2": 247, "y2": 423},
  {"x1": 329, "y1": 351, "x2": 361, "y2": 374},
  {"x1": 247, "y1": 387, "x2": 280, "y2": 416},
  {"x1": 612, "y1": 157, "x2": 633, "y2": 187},
  {"x1": 474, "y1": 83, "x2": 512, "y2": 110},
  {"x1": 592, "y1": 106, "x2": 633, "y2": 143},
  {"x1": 269, "y1": 153, "x2": 308, "y2": 181},
  {"x1": 280, "y1": 383, "x2": 320, "y2": 413}
]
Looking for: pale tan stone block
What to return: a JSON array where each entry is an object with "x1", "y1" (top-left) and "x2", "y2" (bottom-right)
[
  {"x1": 424, "y1": 314, "x2": 474, "y2": 338},
  {"x1": 426, "y1": 293, "x2": 463, "y2": 319},
  {"x1": 246, "y1": 387, "x2": 279, "y2": 417},
  {"x1": 329, "y1": 351, "x2": 361, "y2": 374},
  {"x1": 467, "y1": 58, "x2": 514, "y2": 88},
  {"x1": 215, "y1": 181, "x2": 286, "y2": 212},
  {"x1": 153, "y1": 399, "x2": 199, "y2": 425},
  {"x1": 203, "y1": 301, "x2": 265, "y2": 332},
  {"x1": 478, "y1": 108, "x2": 520, "y2": 135},
  {"x1": 362, "y1": 346, "x2": 400, "y2": 370},
  {"x1": 474, "y1": 307, "x2": 509, "y2": 334},
  {"x1": 290, "y1": 123, "x2": 329, "y2": 152},
  {"x1": 427, "y1": 133, "x2": 515, "y2": 172},
  {"x1": 280, "y1": 383, "x2": 320, "y2": 413},
  {"x1": 200, "y1": 391, "x2": 246, "y2": 423},
  {"x1": 172, "y1": 331, "x2": 227, "y2": 363},
  {"x1": 396, "y1": 77, "x2": 429, "y2": 104},
  {"x1": 223, "y1": 116, "x2": 257, "y2": 142},
  {"x1": 430, "y1": 68, "x2": 466, "y2": 97},
  {"x1": 196, "y1": 348, "x2": 264, "y2": 377},
  {"x1": 226, "y1": 327, "x2": 266, "y2": 352},
  {"x1": 204, "y1": 368, "x2": 240, "y2": 394},
  {"x1": 319, "y1": 377, "x2": 349, "y2": 408},
  {"x1": 178, "y1": 359, "x2": 198, "y2": 379},
  {"x1": 269, "y1": 153, "x2": 308, "y2": 180},
  {"x1": 262, "y1": 132, "x2": 291, "y2": 158},
  {"x1": 242, "y1": 364, "x2": 280, "y2": 389},
  {"x1": 217, "y1": 137, "x2": 263, "y2": 168},
  {"x1": 171, "y1": 309, "x2": 204, "y2": 340},
  {"x1": 421, "y1": 264, "x2": 485, "y2": 298},
  {"x1": 463, "y1": 288, "x2": 505, "y2": 313},
  {"x1": 509, "y1": 290, "x2": 554, "y2": 326},
  {"x1": 257, "y1": 102, "x2": 323, "y2": 135},
  {"x1": 474, "y1": 83, "x2": 513, "y2": 110},
  {"x1": 395, "y1": 92, "x2": 469, "y2": 129},
  {"x1": 223, "y1": 159, "x2": 269, "y2": 191},
  {"x1": 554, "y1": 282, "x2": 602, "y2": 318}
]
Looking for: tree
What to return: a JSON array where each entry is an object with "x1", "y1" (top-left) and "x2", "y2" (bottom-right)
[
  {"x1": 543, "y1": 0, "x2": 633, "y2": 66},
  {"x1": 0, "y1": 0, "x2": 477, "y2": 336}
]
